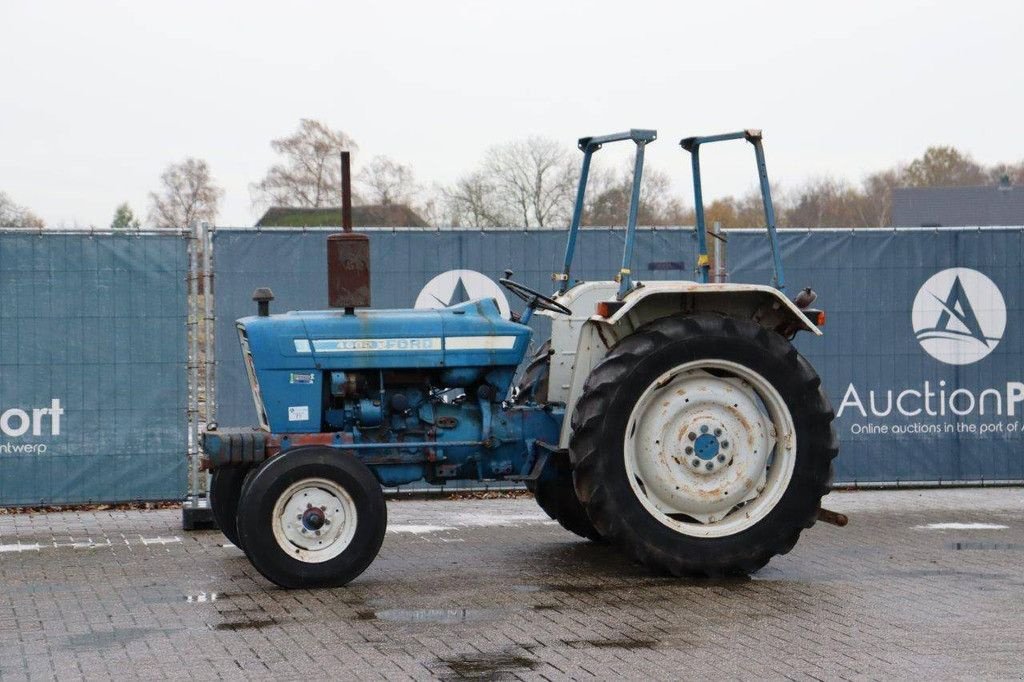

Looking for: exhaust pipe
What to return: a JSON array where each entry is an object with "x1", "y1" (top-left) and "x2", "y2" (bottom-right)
[{"x1": 327, "y1": 150, "x2": 371, "y2": 314}]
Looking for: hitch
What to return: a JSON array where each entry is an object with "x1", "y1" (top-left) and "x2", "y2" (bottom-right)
[{"x1": 817, "y1": 507, "x2": 849, "y2": 527}]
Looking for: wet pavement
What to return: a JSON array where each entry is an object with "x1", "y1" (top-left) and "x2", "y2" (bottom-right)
[{"x1": 1, "y1": 488, "x2": 1023, "y2": 680}]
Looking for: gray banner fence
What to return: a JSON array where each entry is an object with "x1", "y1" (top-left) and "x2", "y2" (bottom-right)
[
  {"x1": 214, "y1": 226, "x2": 1024, "y2": 485},
  {"x1": 7, "y1": 225, "x2": 1016, "y2": 505},
  {"x1": 0, "y1": 231, "x2": 189, "y2": 506}
]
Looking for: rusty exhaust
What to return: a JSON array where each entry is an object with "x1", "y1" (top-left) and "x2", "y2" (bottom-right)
[{"x1": 327, "y1": 150, "x2": 371, "y2": 314}]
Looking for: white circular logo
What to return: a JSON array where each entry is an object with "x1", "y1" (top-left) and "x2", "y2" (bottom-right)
[
  {"x1": 912, "y1": 268, "x2": 1006, "y2": 365},
  {"x1": 414, "y1": 269, "x2": 511, "y2": 319}
]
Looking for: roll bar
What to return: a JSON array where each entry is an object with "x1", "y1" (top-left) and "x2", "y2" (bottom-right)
[
  {"x1": 557, "y1": 129, "x2": 657, "y2": 300},
  {"x1": 680, "y1": 129, "x2": 785, "y2": 290},
  {"x1": 556, "y1": 127, "x2": 785, "y2": 299}
]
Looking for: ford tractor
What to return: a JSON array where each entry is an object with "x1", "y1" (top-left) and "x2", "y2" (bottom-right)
[{"x1": 202, "y1": 129, "x2": 838, "y2": 589}]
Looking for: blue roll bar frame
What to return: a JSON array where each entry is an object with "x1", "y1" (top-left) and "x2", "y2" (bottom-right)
[
  {"x1": 556, "y1": 128, "x2": 657, "y2": 300},
  {"x1": 680, "y1": 129, "x2": 785, "y2": 290}
]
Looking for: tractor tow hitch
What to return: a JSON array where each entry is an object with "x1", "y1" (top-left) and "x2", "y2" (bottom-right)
[{"x1": 817, "y1": 507, "x2": 849, "y2": 527}]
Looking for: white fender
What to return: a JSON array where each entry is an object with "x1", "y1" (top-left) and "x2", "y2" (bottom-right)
[{"x1": 542, "y1": 280, "x2": 822, "y2": 448}]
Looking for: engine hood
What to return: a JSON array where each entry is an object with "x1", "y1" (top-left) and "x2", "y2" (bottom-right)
[{"x1": 239, "y1": 298, "x2": 531, "y2": 371}]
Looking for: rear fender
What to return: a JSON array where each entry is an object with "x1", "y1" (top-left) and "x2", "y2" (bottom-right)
[{"x1": 557, "y1": 282, "x2": 821, "y2": 448}]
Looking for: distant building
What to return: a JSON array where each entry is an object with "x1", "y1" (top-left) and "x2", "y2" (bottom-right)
[
  {"x1": 255, "y1": 204, "x2": 428, "y2": 228},
  {"x1": 892, "y1": 177, "x2": 1024, "y2": 227}
]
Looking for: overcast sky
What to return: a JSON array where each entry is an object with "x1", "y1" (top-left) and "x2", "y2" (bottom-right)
[{"x1": 1, "y1": 0, "x2": 1021, "y2": 228}]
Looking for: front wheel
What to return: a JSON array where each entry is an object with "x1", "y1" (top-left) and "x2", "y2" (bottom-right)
[
  {"x1": 571, "y1": 314, "x2": 837, "y2": 577},
  {"x1": 209, "y1": 466, "x2": 249, "y2": 548},
  {"x1": 236, "y1": 446, "x2": 387, "y2": 589}
]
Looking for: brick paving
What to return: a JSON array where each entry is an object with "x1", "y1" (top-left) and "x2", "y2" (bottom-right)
[{"x1": 1, "y1": 488, "x2": 1023, "y2": 680}]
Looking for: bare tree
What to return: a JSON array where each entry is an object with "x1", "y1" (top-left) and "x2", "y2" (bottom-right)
[
  {"x1": 148, "y1": 158, "x2": 223, "y2": 228},
  {"x1": 584, "y1": 165, "x2": 688, "y2": 226},
  {"x1": 415, "y1": 191, "x2": 444, "y2": 228},
  {"x1": 440, "y1": 171, "x2": 504, "y2": 227},
  {"x1": 358, "y1": 156, "x2": 418, "y2": 206},
  {"x1": 857, "y1": 167, "x2": 903, "y2": 226},
  {"x1": 251, "y1": 119, "x2": 358, "y2": 208},
  {"x1": 698, "y1": 189, "x2": 777, "y2": 229},
  {"x1": 988, "y1": 160, "x2": 1024, "y2": 185},
  {"x1": 0, "y1": 191, "x2": 44, "y2": 227},
  {"x1": 482, "y1": 137, "x2": 579, "y2": 227},
  {"x1": 783, "y1": 177, "x2": 869, "y2": 228}
]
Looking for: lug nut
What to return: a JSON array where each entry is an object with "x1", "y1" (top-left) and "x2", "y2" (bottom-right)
[
  {"x1": 307, "y1": 503, "x2": 312, "y2": 509},
  {"x1": 324, "y1": 520, "x2": 331, "y2": 526},
  {"x1": 320, "y1": 506, "x2": 326, "y2": 511},
  {"x1": 685, "y1": 446, "x2": 693, "y2": 454},
  {"x1": 721, "y1": 441, "x2": 729, "y2": 448},
  {"x1": 705, "y1": 462, "x2": 714, "y2": 471},
  {"x1": 300, "y1": 528, "x2": 307, "y2": 534},
  {"x1": 692, "y1": 459, "x2": 700, "y2": 467},
  {"x1": 688, "y1": 432, "x2": 696, "y2": 441},
  {"x1": 717, "y1": 455, "x2": 726, "y2": 463},
  {"x1": 714, "y1": 428, "x2": 722, "y2": 436},
  {"x1": 315, "y1": 530, "x2": 321, "y2": 536},
  {"x1": 700, "y1": 425, "x2": 709, "y2": 434}
]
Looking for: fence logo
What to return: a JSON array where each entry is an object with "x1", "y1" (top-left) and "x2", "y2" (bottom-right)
[
  {"x1": 912, "y1": 268, "x2": 1006, "y2": 365},
  {"x1": 414, "y1": 269, "x2": 511, "y2": 319},
  {"x1": 0, "y1": 399, "x2": 63, "y2": 454}
]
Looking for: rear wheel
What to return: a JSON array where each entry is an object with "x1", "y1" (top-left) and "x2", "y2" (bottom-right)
[
  {"x1": 236, "y1": 447, "x2": 387, "y2": 589},
  {"x1": 209, "y1": 466, "x2": 249, "y2": 548},
  {"x1": 531, "y1": 456, "x2": 602, "y2": 542},
  {"x1": 571, "y1": 314, "x2": 836, "y2": 576}
]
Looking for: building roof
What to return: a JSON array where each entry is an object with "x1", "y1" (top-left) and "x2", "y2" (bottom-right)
[
  {"x1": 255, "y1": 204, "x2": 428, "y2": 228},
  {"x1": 892, "y1": 183, "x2": 1024, "y2": 227}
]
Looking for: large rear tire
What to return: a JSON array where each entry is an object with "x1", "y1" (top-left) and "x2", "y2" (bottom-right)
[
  {"x1": 571, "y1": 314, "x2": 836, "y2": 577},
  {"x1": 236, "y1": 446, "x2": 387, "y2": 589}
]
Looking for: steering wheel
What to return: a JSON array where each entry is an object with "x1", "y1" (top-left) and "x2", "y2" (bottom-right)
[{"x1": 499, "y1": 273, "x2": 572, "y2": 316}]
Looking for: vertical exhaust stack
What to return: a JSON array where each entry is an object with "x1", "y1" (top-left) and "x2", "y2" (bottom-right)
[{"x1": 328, "y1": 151, "x2": 371, "y2": 315}]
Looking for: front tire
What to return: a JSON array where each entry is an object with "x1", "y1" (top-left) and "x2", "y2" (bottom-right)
[
  {"x1": 236, "y1": 446, "x2": 387, "y2": 589},
  {"x1": 209, "y1": 466, "x2": 249, "y2": 548},
  {"x1": 571, "y1": 314, "x2": 836, "y2": 576}
]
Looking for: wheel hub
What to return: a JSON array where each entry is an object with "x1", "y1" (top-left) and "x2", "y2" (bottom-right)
[
  {"x1": 685, "y1": 423, "x2": 732, "y2": 475},
  {"x1": 623, "y1": 360, "x2": 796, "y2": 537},
  {"x1": 302, "y1": 506, "x2": 326, "y2": 531},
  {"x1": 693, "y1": 432, "x2": 720, "y2": 460},
  {"x1": 271, "y1": 478, "x2": 359, "y2": 563}
]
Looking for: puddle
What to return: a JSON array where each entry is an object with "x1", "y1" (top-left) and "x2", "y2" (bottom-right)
[
  {"x1": 948, "y1": 541, "x2": 1024, "y2": 551},
  {"x1": 66, "y1": 628, "x2": 163, "y2": 649},
  {"x1": 212, "y1": 618, "x2": 281, "y2": 631},
  {"x1": 441, "y1": 652, "x2": 537, "y2": 679},
  {"x1": 361, "y1": 608, "x2": 500, "y2": 624},
  {"x1": 545, "y1": 577, "x2": 738, "y2": 593},
  {"x1": 544, "y1": 583, "x2": 608, "y2": 594}
]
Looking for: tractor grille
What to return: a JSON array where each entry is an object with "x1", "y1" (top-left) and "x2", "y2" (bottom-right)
[{"x1": 237, "y1": 324, "x2": 270, "y2": 431}]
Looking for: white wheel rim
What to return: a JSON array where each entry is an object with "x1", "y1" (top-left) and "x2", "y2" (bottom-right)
[
  {"x1": 271, "y1": 477, "x2": 358, "y2": 563},
  {"x1": 623, "y1": 359, "x2": 796, "y2": 538}
]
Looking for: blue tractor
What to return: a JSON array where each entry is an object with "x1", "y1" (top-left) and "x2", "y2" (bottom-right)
[{"x1": 202, "y1": 130, "x2": 837, "y2": 589}]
